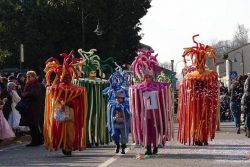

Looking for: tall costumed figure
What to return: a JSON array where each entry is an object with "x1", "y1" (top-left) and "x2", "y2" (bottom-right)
[
  {"x1": 75, "y1": 49, "x2": 113, "y2": 146},
  {"x1": 177, "y1": 34, "x2": 219, "y2": 146},
  {"x1": 129, "y1": 50, "x2": 174, "y2": 155},
  {"x1": 43, "y1": 50, "x2": 88, "y2": 155}
]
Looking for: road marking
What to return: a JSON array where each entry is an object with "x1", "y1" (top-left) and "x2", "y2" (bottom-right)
[
  {"x1": 0, "y1": 143, "x2": 26, "y2": 152},
  {"x1": 98, "y1": 143, "x2": 136, "y2": 167}
]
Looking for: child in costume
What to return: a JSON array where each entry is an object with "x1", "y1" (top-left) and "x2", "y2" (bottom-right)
[
  {"x1": 104, "y1": 64, "x2": 131, "y2": 154},
  {"x1": 111, "y1": 90, "x2": 130, "y2": 154},
  {"x1": 43, "y1": 51, "x2": 88, "y2": 156},
  {"x1": 129, "y1": 50, "x2": 174, "y2": 155},
  {"x1": 7, "y1": 82, "x2": 21, "y2": 133}
]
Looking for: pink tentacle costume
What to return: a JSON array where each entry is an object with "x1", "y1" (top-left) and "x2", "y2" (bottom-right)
[
  {"x1": 129, "y1": 50, "x2": 174, "y2": 152},
  {"x1": 177, "y1": 35, "x2": 219, "y2": 146}
]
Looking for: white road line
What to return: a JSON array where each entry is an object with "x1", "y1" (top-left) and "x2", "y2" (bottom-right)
[
  {"x1": 0, "y1": 143, "x2": 26, "y2": 152},
  {"x1": 98, "y1": 143, "x2": 136, "y2": 167}
]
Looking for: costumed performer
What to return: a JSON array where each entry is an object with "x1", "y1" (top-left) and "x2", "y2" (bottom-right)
[
  {"x1": 177, "y1": 34, "x2": 219, "y2": 146},
  {"x1": 129, "y1": 50, "x2": 174, "y2": 155},
  {"x1": 103, "y1": 64, "x2": 131, "y2": 154},
  {"x1": 75, "y1": 49, "x2": 113, "y2": 146},
  {"x1": 43, "y1": 50, "x2": 88, "y2": 155}
]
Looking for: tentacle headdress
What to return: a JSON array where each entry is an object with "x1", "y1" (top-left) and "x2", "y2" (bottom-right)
[
  {"x1": 103, "y1": 62, "x2": 132, "y2": 99},
  {"x1": 182, "y1": 34, "x2": 216, "y2": 73},
  {"x1": 78, "y1": 49, "x2": 114, "y2": 78},
  {"x1": 44, "y1": 50, "x2": 79, "y2": 86},
  {"x1": 131, "y1": 50, "x2": 159, "y2": 81}
]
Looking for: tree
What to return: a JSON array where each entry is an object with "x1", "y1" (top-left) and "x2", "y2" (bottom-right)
[
  {"x1": 212, "y1": 24, "x2": 249, "y2": 60},
  {"x1": 231, "y1": 24, "x2": 249, "y2": 48},
  {"x1": 212, "y1": 40, "x2": 233, "y2": 59},
  {"x1": 0, "y1": 0, "x2": 151, "y2": 74}
]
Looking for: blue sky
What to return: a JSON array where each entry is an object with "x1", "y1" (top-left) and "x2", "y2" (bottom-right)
[{"x1": 140, "y1": 0, "x2": 250, "y2": 71}]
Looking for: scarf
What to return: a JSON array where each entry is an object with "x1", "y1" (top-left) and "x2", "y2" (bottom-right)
[{"x1": 24, "y1": 79, "x2": 38, "y2": 92}]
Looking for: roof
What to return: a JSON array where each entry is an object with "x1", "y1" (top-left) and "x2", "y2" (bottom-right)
[
  {"x1": 225, "y1": 43, "x2": 250, "y2": 54},
  {"x1": 139, "y1": 43, "x2": 154, "y2": 52}
]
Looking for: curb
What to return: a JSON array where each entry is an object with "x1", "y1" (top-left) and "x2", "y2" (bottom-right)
[{"x1": 0, "y1": 135, "x2": 31, "y2": 148}]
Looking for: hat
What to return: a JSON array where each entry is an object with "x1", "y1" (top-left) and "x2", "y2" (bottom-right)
[
  {"x1": 7, "y1": 82, "x2": 17, "y2": 88},
  {"x1": 115, "y1": 89, "x2": 126, "y2": 98},
  {"x1": 8, "y1": 75, "x2": 16, "y2": 82}
]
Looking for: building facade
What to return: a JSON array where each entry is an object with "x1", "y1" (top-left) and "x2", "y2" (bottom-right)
[{"x1": 216, "y1": 43, "x2": 250, "y2": 87}]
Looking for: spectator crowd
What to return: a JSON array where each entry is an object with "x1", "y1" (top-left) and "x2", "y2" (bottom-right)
[
  {"x1": 219, "y1": 73, "x2": 250, "y2": 138},
  {"x1": 0, "y1": 71, "x2": 46, "y2": 146}
]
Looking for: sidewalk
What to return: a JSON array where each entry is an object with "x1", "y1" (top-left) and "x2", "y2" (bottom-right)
[{"x1": 0, "y1": 134, "x2": 31, "y2": 148}]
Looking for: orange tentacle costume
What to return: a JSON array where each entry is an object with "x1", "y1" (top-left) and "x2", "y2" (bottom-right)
[
  {"x1": 44, "y1": 50, "x2": 88, "y2": 151},
  {"x1": 177, "y1": 35, "x2": 219, "y2": 145}
]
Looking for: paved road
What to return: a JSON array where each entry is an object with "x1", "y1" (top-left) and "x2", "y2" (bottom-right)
[{"x1": 0, "y1": 122, "x2": 250, "y2": 167}]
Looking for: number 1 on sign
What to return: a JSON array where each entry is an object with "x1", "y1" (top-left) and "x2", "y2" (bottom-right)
[
  {"x1": 148, "y1": 96, "x2": 152, "y2": 105},
  {"x1": 143, "y1": 91, "x2": 158, "y2": 110}
]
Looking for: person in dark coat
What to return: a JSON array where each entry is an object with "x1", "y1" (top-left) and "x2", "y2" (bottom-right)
[
  {"x1": 241, "y1": 73, "x2": 250, "y2": 138},
  {"x1": 21, "y1": 71, "x2": 43, "y2": 146},
  {"x1": 220, "y1": 91, "x2": 231, "y2": 122},
  {"x1": 230, "y1": 76, "x2": 244, "y2": 134},
  {"x1": 37, "y1": 76, "x2": 46, "y2": 142}
]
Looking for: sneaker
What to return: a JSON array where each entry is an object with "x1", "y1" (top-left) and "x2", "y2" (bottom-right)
[
  {"x1": 194, "y1": 141, "x2": 203, "y2": 146},
  {"x1": 145, "y1": 146, "x2": 152, "y2": 155},
  {"x1": 62, "y1": 149, "x2": 72, "y2": 156},
  {"x1": 152, "y1": 147, "x2": 158, "y2": 154},
  {"x1": 237, "y1": 128, "x2": 240, "y2": 134}
]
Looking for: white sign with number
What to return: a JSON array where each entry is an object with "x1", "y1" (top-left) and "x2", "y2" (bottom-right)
[{"x1": 143, "y1": 91, "x2": 158, "y2": 110}]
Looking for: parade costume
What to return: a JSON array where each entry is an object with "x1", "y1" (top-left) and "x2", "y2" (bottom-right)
[
  {"x1": 44, "y1": 51, "x2": 88, "y2": 155},
  {"x1": 104, "y1": 65, "x2": 132, "y2": 154},
  {"x1": 74, "y1": 49, "x2": 113, "y2": 146},
  {"x1": 129, "y1": 50, "x2": 174, "y2": 155},
  {"x1": 177, "y1": 35, "x2": 219, "y2": 146}
]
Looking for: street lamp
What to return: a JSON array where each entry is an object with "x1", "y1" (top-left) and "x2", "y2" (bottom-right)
[{"x1": 81, "y1": 9, "x2": 103, "y2": 50}]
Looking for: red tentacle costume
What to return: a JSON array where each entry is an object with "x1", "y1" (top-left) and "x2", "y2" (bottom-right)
[
  {"x1": 44, "y1": 50, "x2": 88, "y2": 152},
  {"x1": 177, "y1": 35, "x2": 219, "y2": 145}
]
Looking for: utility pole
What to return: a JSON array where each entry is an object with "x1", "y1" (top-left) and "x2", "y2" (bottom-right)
[{"x1": 20, "y1": 44, "x2": 24, "y2": 72}]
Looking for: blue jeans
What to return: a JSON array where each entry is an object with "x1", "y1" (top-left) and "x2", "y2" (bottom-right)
[
  {"x1": 112, "y1": 128, "x2": 127, "y2": 144},
  {"x1": 230, "y1": 101, "x2": 241, "y2": 128}
]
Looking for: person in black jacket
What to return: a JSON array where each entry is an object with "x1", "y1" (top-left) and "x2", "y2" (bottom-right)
[
  {"x1": 241, "y1": 73, "x2": 250, "y2": 138},
  {"x1": 220, "y1": 90, "x2": 231, "y2": 122},
  {"x1": 230, "y1": 76, "x2": 244, "y2": 134}
]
